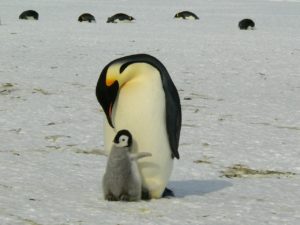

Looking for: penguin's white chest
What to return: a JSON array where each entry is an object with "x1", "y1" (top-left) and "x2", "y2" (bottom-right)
[
  {"x1": 185, "y1": 16, "x2": 196, "y2": 20},
  {"x1": 114, "y1": 19, "x2": 132, "y2": 23},
  {"x1": 26, "y1": 16, "x2": 35, "y2": 20},
  {"x1": 104, "y1": 67, "x2": 173, "y2": 198}
]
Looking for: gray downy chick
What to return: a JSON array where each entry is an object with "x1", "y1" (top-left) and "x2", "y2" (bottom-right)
[{"x1": 102, "y1": 129, "x2": 151, "y2": 201}]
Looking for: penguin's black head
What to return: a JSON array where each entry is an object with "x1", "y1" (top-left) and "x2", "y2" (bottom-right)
[
  {"x1": 113, "y1": 130, "x2": 132, "y2": 147},
  {"x1": 96, "y1": 54, "x2": 160, "y2": 128},
  {"x1": 96, "y1": 63, "x2": 120, "y2": 128}
]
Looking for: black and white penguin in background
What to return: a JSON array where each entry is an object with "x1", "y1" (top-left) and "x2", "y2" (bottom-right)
[
  {"x1": 78, "y1": 13, "x2": 96, "y2": 23},
  {"x1": 239, "y1": 18, "x2": 255, "y2": 30},
  {"x1": 174, "y1": 11, "x2": 199, "y2": 20},
  {"x1": 106, "y1": 13, "x2": 135, "y2": 23},
  {"x1": 96, "y1": 54, "x2": 181, "y2": 199},
  {"x1": 19, "y1": 10, "x2": 39, "y2": 20}
]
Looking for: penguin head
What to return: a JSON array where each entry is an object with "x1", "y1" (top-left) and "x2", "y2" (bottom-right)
[
  {"x1": 96, "y1": 54, "x2": 163, "y2": 128},
  {"x1": 113, "y1": 129, "x2": 132, "y2": 148},
  {"x1": 96, "y1": 63, "x2": 119, "y2": 127}
]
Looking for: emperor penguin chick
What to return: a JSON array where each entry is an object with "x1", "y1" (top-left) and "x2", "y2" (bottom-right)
[{"x1": 102, "y1": 130, "x2": 152, "y2": 201}]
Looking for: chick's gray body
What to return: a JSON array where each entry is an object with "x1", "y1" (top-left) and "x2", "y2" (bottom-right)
[{"x1": 103, "y1": 145, "x2": 141, "y2": 201}]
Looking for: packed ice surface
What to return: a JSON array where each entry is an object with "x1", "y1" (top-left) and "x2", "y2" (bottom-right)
[{"x1": 0, "y1": 0, "x2": 300, "y2": 224}]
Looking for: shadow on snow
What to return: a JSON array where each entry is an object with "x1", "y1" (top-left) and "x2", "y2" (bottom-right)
[{"x1": 169, "y1": 179, "x2": 232, "y2": 197}]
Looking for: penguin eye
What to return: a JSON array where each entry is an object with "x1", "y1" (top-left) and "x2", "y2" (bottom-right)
[{"x1": 119, "y1": 135, "x2": 127, "y2": 143}]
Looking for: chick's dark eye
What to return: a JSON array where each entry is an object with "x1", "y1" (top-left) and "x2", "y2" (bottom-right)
[{"x1": 122, "y1": 138, "x2": 125, "y2": 142}]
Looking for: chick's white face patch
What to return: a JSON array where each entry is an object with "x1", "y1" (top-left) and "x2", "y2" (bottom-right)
[{"x1": 114, "y1": 134, "x2": 129, "y2": 147}]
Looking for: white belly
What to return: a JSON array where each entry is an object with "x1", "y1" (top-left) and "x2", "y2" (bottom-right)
[
  {"x1": 26, "y1": 16, "x2": 35, "y2": 20},
  {"x1": 114, "y1": 19, "x2": 132, "y2": 23},
  {"x1": 185, "y1": 16, "x2": 196, "y2": 20},
  {"x1": 104, "y1": 68, "x2": 173, "y2": 198}
]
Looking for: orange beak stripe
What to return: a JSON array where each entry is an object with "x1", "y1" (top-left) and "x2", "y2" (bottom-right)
[{"x1": 106, "y1": 77, "x2": 116, "y2": 86}]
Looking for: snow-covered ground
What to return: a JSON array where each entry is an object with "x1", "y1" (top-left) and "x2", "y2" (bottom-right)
[{"x1": 1, "y1": 0, "x2": 300, "y2": 224}]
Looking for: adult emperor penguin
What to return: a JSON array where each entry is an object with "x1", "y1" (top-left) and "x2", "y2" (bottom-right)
[{"x1": 96, "y1": 54, "x2": 181, "y2": 199}]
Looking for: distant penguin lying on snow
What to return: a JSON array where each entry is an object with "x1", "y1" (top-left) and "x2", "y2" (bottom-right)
[
  {"x1": 174, "y1": 11, "x2": 199, "y2": 20},
  {"x1": 102, "y1": 130, "x2": 152, "y2": 201},
  {"x1": 107, "y1": 13, "x2": 135, "y2": 23},
  {"x1": 239, "y1": 18, "x2": 255, "y2": 30},
  {"x1": 78, "y1": 13, "x2": 96, "y2": 23},
  {"x1": 19, "y1": 10, "x2": 39, "y2": 20}
]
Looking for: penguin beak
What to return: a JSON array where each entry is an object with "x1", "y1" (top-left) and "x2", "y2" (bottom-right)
[{"x1": 96, "y1": 71, "x2": 119, "y2": 128}]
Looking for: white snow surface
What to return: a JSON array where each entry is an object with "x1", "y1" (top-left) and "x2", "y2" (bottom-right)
[{"x1": 1, "y1": 0, "x2": 300, "y2": 224}]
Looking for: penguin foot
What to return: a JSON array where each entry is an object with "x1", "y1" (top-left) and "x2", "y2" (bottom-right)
[
  {"x1": 141, "y1": 187, "x2": 151, "y2": 200},
  {"x1": 120, "y1": 194, "x2": 129, "y2": 201},
  {"x1": 141, "y1": 187, "x2": 175, "y2": 199},
  {"x1": 105, "y1": 194, "x2": 118, "y2": 201},
  {"x1": 162, "y1": 187, "x2": 175, "y2": 198}
]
